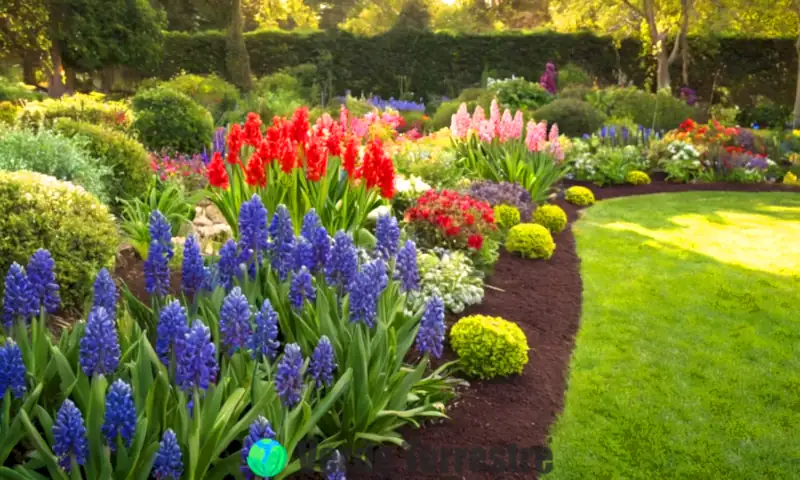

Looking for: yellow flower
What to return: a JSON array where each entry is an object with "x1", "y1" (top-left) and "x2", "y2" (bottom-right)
[{"x1": 784, "y1": 172, "x2": 799, "y2": 185}]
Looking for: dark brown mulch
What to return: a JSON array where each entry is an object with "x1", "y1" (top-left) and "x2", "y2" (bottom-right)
[
  {"x1": 113, "y1": 246, "x2": 181, "y2": 303},
  {"x1": 110, "y1": 181, "x2": 799, "y2": 480}
]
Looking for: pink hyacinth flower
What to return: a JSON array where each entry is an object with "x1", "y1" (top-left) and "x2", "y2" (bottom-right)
[
  {"x1": 490, "y1": 99, "x2": 501, "y2": 124},
  {"x1": 512, "y1": 111, "x2": 524, "y2": 139},
  {"x1": 548, "y1": 123, "x2": 560, "y2": 143},
  {"x1": 471, "y1": 106, "x2": 486, "y2": 132},
  {"x1": 498, "y1": 109, "x2": 514, "y2": 143},
  {"x1": 450, "y1": 103, "x2": 471, "y2": 139},
  {"x1": 339, "y1": 105, "x2": 349, "y2": 131},
  {"x1": 525, "y1": 120, "x2": 547, "y2": 152},
  {"x1": 478, "y1": 120, "x2": 494, "y2": 142}
]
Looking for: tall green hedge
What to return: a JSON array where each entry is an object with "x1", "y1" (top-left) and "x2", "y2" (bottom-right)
[{"x1": 144, "y1": 31, "x2": 797, "y2": 110}]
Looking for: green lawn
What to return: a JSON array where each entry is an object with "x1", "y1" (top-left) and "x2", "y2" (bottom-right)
[{"x1": 547, "y1": 192, "x2": 800, "y2": 479}]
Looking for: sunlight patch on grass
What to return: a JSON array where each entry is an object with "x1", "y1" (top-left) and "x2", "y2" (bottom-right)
[{"x1": 601, "y1": 209, "x2": 800, "y2": 276}]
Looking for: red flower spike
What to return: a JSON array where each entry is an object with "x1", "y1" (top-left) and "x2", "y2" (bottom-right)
[
  {"x1": 207, "y1": 152, "x2": 229, "y2": 189},
  {"x1": 342, "y1": 135, "x2": 359, "y2": 178},
  {"x1": 244, "y1": 112, "x2": 263, "y2": 147},
  {"x1": 244, "y1": 148, "x2": 266, "y2": 187},
  {"x1": 305, "y1": 136, "x2": 328, "y2": 182},
  {"x1": 290, "y1": 107, "x2": 310, "y2": 145},
  {"x1": 279, "y1": 138, "x2": 298, "y2": 174},
  {"x1": 227, "y1": 123, "x2": 244, "y2": 165}
]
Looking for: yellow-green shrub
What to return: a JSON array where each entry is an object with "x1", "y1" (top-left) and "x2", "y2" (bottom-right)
[
  {"x1": 0, "y1": 101, "x2": 19, "y2": 125},
  {"x1": 450, "y1": 315, "x2": 529, "y2": 379},
  {"x1": 506, "y1": 223, "x2": 555, "y2": 260},
  {"x1": 0, "y1": 171, "x2": 119, "y2": 311},
  {"x1": 53, "y1": 119, "x2": 153, "y2": 204},
  {"x1": 533, "y1": 204, "x2": 567, "y2": 234},
  {"x1": 493, "y1": 204, "x2": 521, "y2": 230},
  {"x1": 565, "y1": 186, "x2": 595, "y2": 206},
  {"x1": 17, "y1": 93, "x2": 132, "y2": 131},
  {"x1": 626, "y1": 170, "x2": 651, "y2": 185}
]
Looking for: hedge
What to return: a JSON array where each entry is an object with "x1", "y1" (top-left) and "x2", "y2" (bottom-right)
[{"x1": 143, "y1": 31, "x2": 797, "y2": 110}]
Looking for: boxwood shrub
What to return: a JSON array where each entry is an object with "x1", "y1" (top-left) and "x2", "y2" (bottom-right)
[
  {"x1": 450, "y1": 314, "x2": 529, "y2": 379},
  {"x1": 0, "y1": 171, "x2": 119, "y2": 311},
  {"x1": 132, "y1": 86, "x2": 214, "y2": 153},
  {"x1": 53, "y1": 119, "x2": 153, "y2": 205}
]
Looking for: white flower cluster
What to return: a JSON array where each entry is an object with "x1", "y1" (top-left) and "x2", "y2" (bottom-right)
[
  {"x1": 666, "y1": 141, "x2": 701, "y2": 165},
  {"x1": 410, "y1": 250, "x2": 484, "y2": 314},
  {"x1": 395, "y1": 175, "x2": 431, "y2": 196},
  {"x1": 486, "y1": 75, "x2": 523, "y2": 88}
]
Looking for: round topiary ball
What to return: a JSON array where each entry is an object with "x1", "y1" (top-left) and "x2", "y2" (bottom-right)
[
  {"x1": 0, "y1": 171, "x2": 119, "y2": 311},
  {"x1": 626, "y1": 170, "x2": 651, "y2": 186},
  {"x1": 506, "y1": 223, "x2": 555, "y2": 260},
  {"x1": 450, "y1": 314, "x2": 529, "y2": 379},
  {"x1": 493, "y1": 204, "x2": 521, "y2": 230},
  {"x1": 533, "y1": 204, "x2": 567, "y2": 234},
  {"x1": 565, "y1": 186, "x2": 595, "y2": 206},
  {"x1": 132, "y1": 86, "x2": 213, "y2": 154}
]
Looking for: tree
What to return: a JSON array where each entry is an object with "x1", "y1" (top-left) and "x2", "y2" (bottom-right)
[
  {"x1": 550, "y1": 0, "x2": 694, "y2": 91},
  {"x1": 0, "y1": 0, "x2": 51, "y2": 85},
  {"x1": 306, "y1": 0, "x2": 360, "y2": 29},
  {"x1": 226, "y1": 0, "x2": 254, "y2": 91},
  {"x1": 393, "y1": 0, "x2": 432, "y2": 31}
]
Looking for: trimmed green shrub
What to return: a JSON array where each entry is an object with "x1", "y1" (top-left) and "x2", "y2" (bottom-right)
[
  {"x1": 626, "y1": 170, "x2": 651, "y2": 185},
  {"x1": 0, "y1": 128, "x2": 110, "y2": 201},
  {"x1": 533, "y1": 204, "x2": 567, "y2": 234},
  {"x1": 565, "y1": 186, "x2": 595, "y2": 206},
  {"x1": 0, "y1": 77, "x2": 42, "y2": 102},
  {"x1": 53, "y1": 119, "x2": 153, "y2": 204},
  {"x1": 559, "y1": 85, "x2": 593, "y2": 101},
  {"x1": 17, "y1": 93, "x2": 132, "y2": 131},
  {"x1": 533, "y1": 99, "x2": 606, "y2": 137},
  {"x1": 506, "y1": 223, "x2": 555, "y2": 260},
  {"x1": 450, "y1": 314, "x2": 529, "y2": 379},
  {"x1": 431, "y1": 100, "x2": 463, "y2": 130},
  {"x1": 739, "y1": 95, "x2": 791, "y2": 128},
  {"x1": 558, "y1": 63, "x2": 592, "y2": 89},
  {"x1": 0, "y1": 171, "x2": 119, "y2": 311},
  {"x1": 160, "y1": 74, "x2": 241, "y2": 123},
  {"x1": 457, "y1": 88, "x2": 488, "y2": 102},
  {"x1": 0, "y1": 101, "x2": 19, "y2": 125},
  {"x1": 494, "y1": 204, "x2": 521, "y2": 231},
  {"x1": 597, "y1": 88, "x2": 695, "y2": 132},
  {"x1": 489, "y1": 77, "x2": 554, "y2": 111},
  {"x1": 132, "y1": 86, "x2": 214, "y2": 153}
]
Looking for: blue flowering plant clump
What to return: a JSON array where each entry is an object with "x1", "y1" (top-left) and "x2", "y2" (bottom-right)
[
  {"x1": 0, "y1": 194, "x2": 461, "y2": 478},
  {"x1": 122, "y1": 199, "x2": 462, "y2": 458}
]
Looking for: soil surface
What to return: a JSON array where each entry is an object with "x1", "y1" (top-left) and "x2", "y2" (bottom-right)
[{"x1": 111, "y1": 180, "x2": 800, "y2": 480}]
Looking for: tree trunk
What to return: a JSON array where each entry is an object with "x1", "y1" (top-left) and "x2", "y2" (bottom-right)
[
  {"x1": 681, "y1": 28, "x2": 689, "y2": 86},
  {"x1": 794, "y1": 32, "x2": 800, "y2": 128},
  {"x1": 656, "y1": 50, "x2": 672, "y2": 91},
  {"x1": 65, "y1": 66, "x2": 77, "y2": 94},
  {"x1": 47, "y1": 43, "x2": 65, "y2": 98},
  {"x1": 226, "y1": 0, "x2": 253, "y2": 92},
  {"x1": 101, "y1": 67, "x2": 115, "y2": 93},
  {"x1": 23, "y1": 53, "x2": 38, "y2": 86}
]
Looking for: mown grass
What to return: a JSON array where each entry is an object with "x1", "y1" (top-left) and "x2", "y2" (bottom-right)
[{"x1": 547, "y1": 192, "x2": 800, "y2": 479}]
